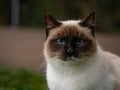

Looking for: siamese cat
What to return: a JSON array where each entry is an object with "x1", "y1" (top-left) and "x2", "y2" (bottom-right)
[{"x1": 44, "y1": 12, "x2": 120, "y2": 90}]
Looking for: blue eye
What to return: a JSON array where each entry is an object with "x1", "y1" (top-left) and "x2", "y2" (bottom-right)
[
  {"x1": 76, "y1": 39, "x2": 84, "y2": 45},
  {"x1": 57, "y1": 39, "x2": 65, "y2": 45}
]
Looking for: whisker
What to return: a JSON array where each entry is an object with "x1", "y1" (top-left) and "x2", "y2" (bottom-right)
[
  {"x1": 38, "y1": 53, "x2": 44, "y2": 58},
  {"x1": 30, "y1": 53, "x2": 44, "y2": 61},
  {"x1": 39, "y1": 60, "x2": 46, "y2": 73}
]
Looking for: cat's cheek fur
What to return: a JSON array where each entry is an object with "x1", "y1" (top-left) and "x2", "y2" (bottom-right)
[{"x1": 45, "y1": 46, "x2": 116, "y2": 90}]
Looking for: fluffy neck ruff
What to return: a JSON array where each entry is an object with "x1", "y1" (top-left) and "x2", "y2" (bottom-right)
[{"x1": 45, "y1": 46, "x2": 115, "y2": 90}]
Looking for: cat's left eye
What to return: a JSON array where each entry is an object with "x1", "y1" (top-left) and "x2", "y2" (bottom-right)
[
  {"x1": 57, "y1": 39, "x2": 65, "y2": 45},
  {"x1": 76, "y1": 39, "x2": 84, "y2": 45}
]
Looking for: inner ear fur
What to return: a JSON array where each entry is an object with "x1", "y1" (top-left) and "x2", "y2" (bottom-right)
[{"x1": 79, "y1": 11, "x2": 95, "y2": 37}]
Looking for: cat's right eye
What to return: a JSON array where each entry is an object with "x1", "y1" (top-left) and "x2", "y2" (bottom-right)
[
  {"x1": 76, "y1": 39, "x2": 84, "y2": 45},
  {"x1": 57, "y1": 39, "x2": 65, "y2": 45}
]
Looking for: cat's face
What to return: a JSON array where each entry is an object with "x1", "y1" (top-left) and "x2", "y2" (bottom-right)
[{"x1": 44, "y1": 12, "x2": 97, "y2": 61}]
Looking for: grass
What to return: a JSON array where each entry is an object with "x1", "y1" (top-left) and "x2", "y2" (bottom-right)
[{"x1": 0, "y1": 69, "x2": 47, "y2": 90}]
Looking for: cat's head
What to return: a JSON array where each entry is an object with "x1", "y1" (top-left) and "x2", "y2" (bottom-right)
[{"x1": 44, "y1": 12, "x2": 97, "y2": 62}]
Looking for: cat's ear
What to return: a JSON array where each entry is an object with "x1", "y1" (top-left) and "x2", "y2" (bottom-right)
[
  {"x1": 79, "y1": 11, "x2": 95, "y2": 37},
  {"x1": 44, "y1": 14, "x2": 61, "y2": 37}
]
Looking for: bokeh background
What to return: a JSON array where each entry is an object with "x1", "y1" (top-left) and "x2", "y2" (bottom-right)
[
  {"x1": 1, "y1": 0, "x2": 120, "y2": 30},
  {"x1": 0, "y1": 0, "x2": 120, "y2": 89}
]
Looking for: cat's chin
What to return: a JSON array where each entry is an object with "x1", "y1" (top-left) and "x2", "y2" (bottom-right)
[
  {"x1": 54, "y1": 56, "x2": 90, "y2": 65},
  {"x1": 63, "y1": 56, "x2": 81, "y2": 61}
]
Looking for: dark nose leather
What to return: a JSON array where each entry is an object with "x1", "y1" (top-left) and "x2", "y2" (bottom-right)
[{"x1": 66, "y1": 47, "x2": 74, "y2": 57}]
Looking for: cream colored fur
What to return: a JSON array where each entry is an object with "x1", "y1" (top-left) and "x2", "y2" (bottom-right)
[
  {"x1": 44, "y1": 19, "x2": 120, "y2": 90},
  {"x1": 44, "y1": 45, "x2": 120, "y2": 90}
]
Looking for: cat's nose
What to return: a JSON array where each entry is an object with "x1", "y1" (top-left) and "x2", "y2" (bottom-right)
[{"x1": 66, "y1": 47, "x2": 74, "y2": 57}]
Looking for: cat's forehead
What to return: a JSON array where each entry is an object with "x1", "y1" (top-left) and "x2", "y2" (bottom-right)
[{"x1": 49, "y1": 20, "x2": 92, "y2": 39}]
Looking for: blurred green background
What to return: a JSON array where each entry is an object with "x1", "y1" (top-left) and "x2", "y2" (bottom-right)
[
  {"x1": 0, "y1": 69, "x2": 47, "y2": 90},
  {"x1": 0, "y1": 0, "x2": 120, "y2": 89},
  {"x1": 0, "y1": 0, "x2": 120, "y2": 31}
]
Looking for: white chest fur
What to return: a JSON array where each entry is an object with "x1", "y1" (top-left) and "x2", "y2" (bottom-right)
[{"x1": 45, "y1": 48, "x2": 115, "y2": 90}]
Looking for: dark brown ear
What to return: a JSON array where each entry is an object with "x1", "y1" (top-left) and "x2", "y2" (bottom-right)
[
  {"x1": 80, "y1": 11, "x2": 95, "y2": 37},
  {"x1": 44, "y1": 14, "x2": 61, "y2": 38}
]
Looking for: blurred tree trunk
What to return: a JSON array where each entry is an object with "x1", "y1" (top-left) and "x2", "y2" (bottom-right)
[{"x1": 11, "y1": 0, "x2": 19, "y2": 27}]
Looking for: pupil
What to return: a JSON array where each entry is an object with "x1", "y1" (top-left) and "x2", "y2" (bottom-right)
[
  {"x1": 78, "y1": 40, "x2": 82, "y2": 43},
  {"x1": 60, "y1": 40, "x2": 62, "y2": 42},
  {"x1": 77, "y1": 39, "x2": 84, "y2": 45},
  {"x1": 57, "y1": 39, "x2": 64, "y2": 45}
]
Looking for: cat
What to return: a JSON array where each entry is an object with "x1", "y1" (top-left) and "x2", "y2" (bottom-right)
[{"x1": 44, "y1": 11, "x2": 120, "y2": 90}]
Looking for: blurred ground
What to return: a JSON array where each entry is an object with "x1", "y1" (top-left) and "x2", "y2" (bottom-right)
[{"x1": 0, "y1": 27, "x2": 120, "y2": 72}]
